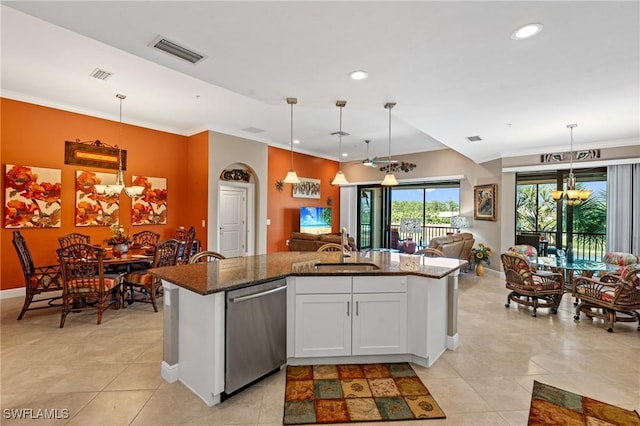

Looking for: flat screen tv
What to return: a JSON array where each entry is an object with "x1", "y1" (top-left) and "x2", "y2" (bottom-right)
[{"x1": 300, "y1": 207, "x2": 332, "y2": 235}]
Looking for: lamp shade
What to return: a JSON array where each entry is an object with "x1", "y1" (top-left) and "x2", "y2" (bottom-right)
[
  {"x1": 451, "y1": 216, "x2": 470, "y2": 229},
  {"x1": 381, "y1": 172, "x2": 398, "y2": 186},
  {"x1": 331, "y1": 170, "x2": 349, "y2": 186},
  {"x1": 283, "y1": 170, "x2": 300, "y2": 184}
]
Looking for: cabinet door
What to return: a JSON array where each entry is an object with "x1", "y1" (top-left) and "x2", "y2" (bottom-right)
[
  {"x1": 352, "y1": 293, "x2": 407, "y2": 355},
  {"x1": 294, "y1": 294, "x2": 352, "y2": 357}
]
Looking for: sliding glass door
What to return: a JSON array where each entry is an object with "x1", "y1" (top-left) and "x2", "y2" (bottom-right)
[{"x1": 357, "y1": 181, "x2": 460, "y2": 250}]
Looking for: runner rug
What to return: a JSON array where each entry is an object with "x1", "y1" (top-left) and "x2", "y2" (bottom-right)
[
  {"x1": 283, "y1": 363, "x2": 445, "y2": 424},
  {"x1": 528, "y1": 380, "x2": 640, "y2": 425}
]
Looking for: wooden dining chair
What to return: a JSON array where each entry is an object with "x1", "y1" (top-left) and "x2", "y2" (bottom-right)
[
  {"x1": 58, "y1": 232, "x2": 91, "y2": 248},
  {"x1": 177, "y1": 226, "x2": 196, "y2": 265},
  {"x1": 132, "y1": 230, "x2": 160, "y2": 248},
  {"x1": 12, "y1": 231, "x2": 64, "y2": 320},
  {"x1": 317, "y1": 243, "x2": 345, "y2": 252},
  {"x1": 414, "y1": 248, "x2": 445, "y2": 257},
  {"x1": 189, "y1": 250, "x2": 226, "y2": 263},
  {"x1": 56, "y1": 243, "x2": 121, "y2": 327},
  {"x1": 122, "y1": 239, "x2": 181, "y2": 311}
]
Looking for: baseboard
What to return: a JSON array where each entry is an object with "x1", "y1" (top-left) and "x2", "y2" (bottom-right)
[
  {"x1": 161, "y1": 360, "x2": 180, "y2": 383},
  {"x1": 0, "y1": 287, "x2": 25, "y2": 300}
]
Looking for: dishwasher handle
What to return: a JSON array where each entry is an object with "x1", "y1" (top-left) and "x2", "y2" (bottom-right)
[{"x1": 228, "y1": 285, "x2": 287, "y2": 303}]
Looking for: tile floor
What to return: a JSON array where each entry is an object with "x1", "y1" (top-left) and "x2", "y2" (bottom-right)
[{"x1": 1, "y1": 272, "x2": 639, "y2": 425}]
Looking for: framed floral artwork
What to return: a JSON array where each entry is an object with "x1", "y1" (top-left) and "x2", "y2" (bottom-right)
[
  {"x1": 131, "y1": 176, "x2": 167, "y2": 225},
  {"x1": 4, "y1": 164, "x2": 61, "y2": 228},
  {"x1": 474, "y1": 183, "x2": 497, "y2": 221},
  {"x1": 75, "y1": 171, "x2": 120, "y2": 226}
]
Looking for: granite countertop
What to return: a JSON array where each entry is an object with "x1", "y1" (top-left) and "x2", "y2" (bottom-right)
[{"x1": 150, "y1": 251, "x2": 467, "y2": 295}]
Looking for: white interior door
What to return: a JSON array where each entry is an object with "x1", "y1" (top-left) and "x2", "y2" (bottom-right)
[{"x1": 219, "y1": 186, "x2": 247, "y2": 258}]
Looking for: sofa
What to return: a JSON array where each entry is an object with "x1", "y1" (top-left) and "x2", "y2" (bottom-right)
[
  {"x1": 288, "y1": 232, "x2": 356, "y2": 252},
  {"x1": 428, "y1": 232, "x2": 475, "y2": 261}
]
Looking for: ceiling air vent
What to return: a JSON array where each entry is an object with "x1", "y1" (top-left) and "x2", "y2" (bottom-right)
[
  {"x1": 466, "y1": 136, "x2": 482, "y2": 142},
  {"x1": 89, "y1": 68, "x2": 113, "y2": 80},
  {"x1": 242, "y1": 126, "x2": 265, "y2": 134},
  {"x1": 150, "y1": 36, "x2": 206, "y2": 64},
  {"x1": 330, "y1": 131, "x2": 350, "y2": 136}
]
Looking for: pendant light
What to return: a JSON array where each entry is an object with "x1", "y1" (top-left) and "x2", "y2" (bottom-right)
[
  {"x1": 331, "y1": 100, "x2": 349, "y2": 185},
  {"x1": 550, "y1": 124, "x2": 591, "y2": 205},
  {"x1": 94, "y1": 94, "x2": 144, "y2": 197},
  {"x1": 283, "y1": 97, "x2": 301, "y2": 184},
  {"x1": 381, "y1": 102, "x2": 399, "y2": 186}
]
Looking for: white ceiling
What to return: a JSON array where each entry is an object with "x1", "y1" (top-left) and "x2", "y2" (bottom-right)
[{"x1": 2, "y1": 1, "x2": 639, "y2": 164}]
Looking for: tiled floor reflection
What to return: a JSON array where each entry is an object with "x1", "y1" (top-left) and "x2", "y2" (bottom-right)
[{"x1": 2, "y1": 271, "x2": 638, "y2": 425}]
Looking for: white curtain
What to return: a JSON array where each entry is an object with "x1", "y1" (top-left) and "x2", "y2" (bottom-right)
[{"x1": 606, "y1": 163, "x2": 640, "y2": 254}]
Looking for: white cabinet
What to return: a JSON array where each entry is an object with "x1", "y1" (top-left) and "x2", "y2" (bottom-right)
[
  {"x1": 352, "y1": 292, "x2": 407, "y2": 355},
  {"x1": 291, "y1": 276, "x2": 407, "y2": 358}
]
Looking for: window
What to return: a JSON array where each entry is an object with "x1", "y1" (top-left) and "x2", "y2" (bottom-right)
[{"x1": 515, "y1": 168, "x2": 607, "y2": 260}]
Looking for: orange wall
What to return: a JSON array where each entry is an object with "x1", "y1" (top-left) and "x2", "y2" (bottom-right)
[
  {"x1": 185, "y1": 131, "x2": 209, "y2": 250},
  {"x1": 1, "y1": 99, "x2": 191, "y2": 290},
  {"x1": 267, "y1": 146, "x2": 340, "y2": 253}
]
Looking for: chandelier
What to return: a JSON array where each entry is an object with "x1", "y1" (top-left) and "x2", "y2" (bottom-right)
[
  {"x1": 550, "y1": 124, "x2": 591, "y2": 205},
  {"x1": 94, "y1": 94, "x2": 144, "y2": 198}
]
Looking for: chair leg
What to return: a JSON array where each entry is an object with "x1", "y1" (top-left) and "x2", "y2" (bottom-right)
[
  {"x1": 60, "y1": 303, "x2": 69, "y2": 328},
  {"x1": 605, "y1": 309, "x2": 615, "y2": 333},
  {"x1": 150, "y1": 283, "x2": 158, "y2": 312},
  {"x1": 17, "y1": 293, "x2": 34, "y2": 320},
  {"x1": 531, "y1": 297, "x2": 538, "y2": 317}
]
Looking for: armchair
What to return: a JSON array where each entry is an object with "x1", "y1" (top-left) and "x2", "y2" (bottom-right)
[
  {"x1": 12, "y1": 231, "x2": 64, "y2": 320},
  {"x1": 501, "y1": 251, "x2": 564, "y2": 317},
  {"x1": 573, "y1": 264, "x2": 640, "y2": 332}
]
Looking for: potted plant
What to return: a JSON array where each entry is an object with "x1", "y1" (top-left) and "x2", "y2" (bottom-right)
[{"x1": 471, "y1": 243, "x2": 492, "y2": 276}]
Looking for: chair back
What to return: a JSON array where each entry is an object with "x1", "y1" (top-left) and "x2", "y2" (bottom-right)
[
  {"x1": 58, "y1": 233, "x2": 91, "y2": 248},
  {"x1": 189, "y1": 250, "x2": 226, "y2": 263},
  {"x1": 602, "y1": 252, "x2": 639, "y2": 267},
  {"x1": 12, "y1": 231, "x2": 35, "y2": 274},
  {"x1": 153, "y1": 239, "x2": 182, "y2": 268},
  {"x1": 415, "y1": 248, "x2": 445, "y2": 257},
  {"x1": 501, "y1": 251, "x2": 535, "y2": 287},
  {"x1": 178, "y1": 227, "x2": 196, "y2": 264},
  {"x1": 132, "y1": 231, "x2": 160, "y2": 247},
  {"x1": 508, "y1": 244, "x2": 538, "y2": 264},
  {"x1": 56, "y1": 244, "x2": 106, "y2": 296},
  {"x1": 317, "y1": 243, "x2": 344, "y2": 252}
]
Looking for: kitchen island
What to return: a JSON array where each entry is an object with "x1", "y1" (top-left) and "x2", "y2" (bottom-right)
[{"x1": 151, "y1": 251, "x2": 465, "y2": 406}]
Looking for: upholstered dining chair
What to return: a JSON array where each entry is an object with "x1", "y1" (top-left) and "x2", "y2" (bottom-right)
[
  {"x1": 501, "y1": 251, "x2": 564, "y2": 317},
  {"x1": 121, "y1": 239, "x2": 181, "y2": 311},
  {"x1": 56, "y1": 243, "x2": 121, "y2": 328},
  {"x1": 131, "y1": 230, "x2": 160, "y2": 248},
  {"x1": 573, "y1": 264, "x2": 640, "y2": 332},
  {"x1": 58, "y1": 232, "x2": 91, "y2": 248},
  {"x1": 189, "y1": 250, "x2": 226, "y2": 263},
  {"x1": 317, "y1": 243, "x2": 345, "y2": 252},
  {"x1": 12, "y1": 231, "x2": 64, "y2": 320}
]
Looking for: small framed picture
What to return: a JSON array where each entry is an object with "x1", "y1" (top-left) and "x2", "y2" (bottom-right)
[{"x1": 474, "y1": 184, "x2": 497, "y2": 221}]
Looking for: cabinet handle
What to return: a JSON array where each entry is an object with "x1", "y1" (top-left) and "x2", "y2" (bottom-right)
[
  {"x1": 356, "y1": 301, "x2": 359, "y2": 316},
  {"x1": 347, "y1": 301, "x2": 350, "y2": 316}
]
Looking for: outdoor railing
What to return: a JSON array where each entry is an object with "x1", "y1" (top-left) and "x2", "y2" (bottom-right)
[
  {"x1": 534, "y1": 231, "x2": 606, "y2": 261},
  {"x1": 359, "y1": 223, "x2": 457, "y2": 249}
]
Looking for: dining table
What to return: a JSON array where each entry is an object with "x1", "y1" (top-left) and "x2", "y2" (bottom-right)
[{"x1": 534, "y1": 257, "x2": 619, "y2": 293}]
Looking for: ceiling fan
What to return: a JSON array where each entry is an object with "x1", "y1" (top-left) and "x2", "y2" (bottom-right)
[{"x1": 361, "y1": 140, "x2": 398, "y2": 168}]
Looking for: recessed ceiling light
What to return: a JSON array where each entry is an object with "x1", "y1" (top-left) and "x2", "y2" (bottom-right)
[
  {"x1": 511, "y1": 23, "x2": 543, "y2": 40},
  {"x1": 349, "y1": 70, "x2": 368, "y2": 81},
  {"x1": 342, "y1": 153, "x2": 348, "y2": 157},
  {"x1": 293, "y1": 139, "x2": 300, "y2": 144}
]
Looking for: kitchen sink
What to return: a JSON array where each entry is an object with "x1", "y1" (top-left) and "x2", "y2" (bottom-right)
[{"x1": 314, "y1": 262, "x2": 380, "y2": 272}]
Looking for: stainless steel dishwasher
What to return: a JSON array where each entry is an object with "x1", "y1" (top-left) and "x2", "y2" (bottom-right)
[{"x1": 225, "y1": 279, "x2": 287, "y2": 395}]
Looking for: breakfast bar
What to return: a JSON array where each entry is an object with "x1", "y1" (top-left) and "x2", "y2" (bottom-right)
[{"x1": 150, "y1": 251, "x2": 465, "y2": 406}]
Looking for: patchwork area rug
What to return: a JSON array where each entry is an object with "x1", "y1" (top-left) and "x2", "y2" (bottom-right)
[
  {"x1": 528, "y1": 380, "x2": 640, "y2": 425},
  {"x1": 283, "y1": 363, "x2": 445, "y2": 424}
]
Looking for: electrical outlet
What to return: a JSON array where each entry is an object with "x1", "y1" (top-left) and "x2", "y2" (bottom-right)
[
  {"x1": 286, "y1": 239, "x2": 290, "y2": 246},
  {"x1": 201, "y1": 219, "x2": 206, "y2": 227}
]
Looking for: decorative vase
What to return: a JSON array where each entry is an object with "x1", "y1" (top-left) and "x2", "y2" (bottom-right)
[
  {"x1": 476, "y1": 263, "x2": 485, "y2": 276},
  {"x1": 113, "y1": 243, "x2": 129, "y2": 255}
]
